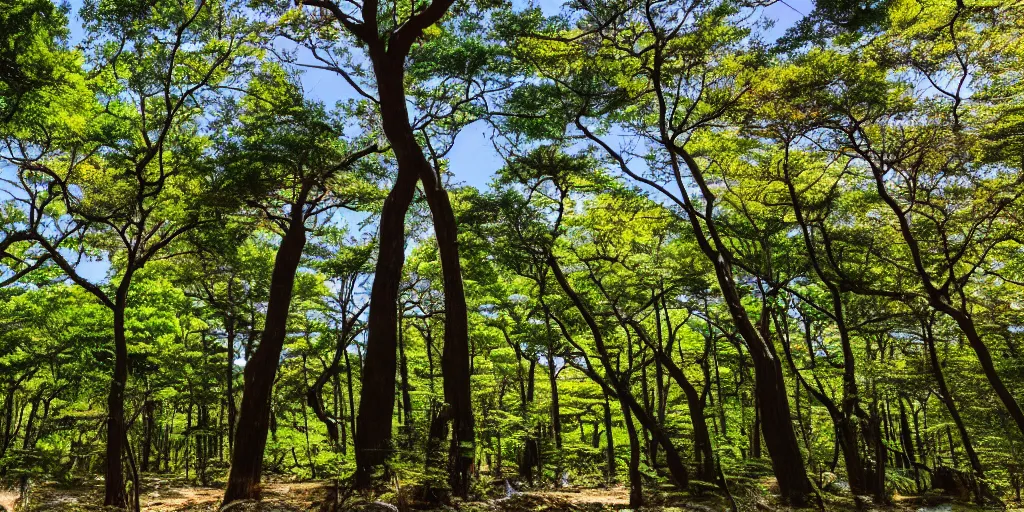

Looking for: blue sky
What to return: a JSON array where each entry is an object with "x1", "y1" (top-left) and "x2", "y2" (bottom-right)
[
  {"x1": 286, "y1": 0, "x2": 812, "y2": 191},
  {"x1": 65, "y1": 0, "x2": 810, "y2": 194},
  {"x1": 55, "y1": 0, "x2": 811, "y2": 282}
]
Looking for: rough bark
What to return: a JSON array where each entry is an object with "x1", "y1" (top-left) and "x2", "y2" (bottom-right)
[
  {"x1": 353, "y1": 53, "x2": 421, "y2": 484},
  {"x1": 104, "y1": 290, "x2": 131, "y2": 509},
  {"x1": 223, "y1": 213, "x2": 308, "y2": 503}
]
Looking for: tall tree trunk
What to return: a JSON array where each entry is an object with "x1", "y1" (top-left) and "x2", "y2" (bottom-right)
[
  {"x1": 419, "y1": 161, "x2": 475, "y2": 497},
  {"x1": 546, "y1": 256, "x2": 689, "y2": 489},
  {"x1": 226, "y1": 317, "x2": 237, "y2": 456},
  {"x1": 223, "y1": 212, "x2": 307, "y2": 504},
  {"x1": 677, "y1": 145, "x2": 813, "y2": 502},
  {"x1": 923, "y1": 317, "x2": 984, "y2": 498},
  {"x1": 345, "y1": 346, "x2": 358, "y2": 452},
  {"x1": 622, "y1": 402, "x2": 643, "y2": 507},
  {"x1": 354, "y1": 51, "x2": 427, "y2": 487},
  {"x1": 778, "y1": 310, "x2": 874, "y2": 499},
  {"x1": 782, "y1": 151, "x2": 875, "y2": 498},
  {"x1": 545, "y1": 335, "x2": 562, "y2": 451},
  {"x1": 104, "y1": 292, "x2": 130, "y2": 509},
  {"x1": 947, "y1": 310, "x2": 1024, "y2": 440},
  {"x1": 603, "y1": 392, "x2": 615, "y2": 484},
  {"x1": 398, "y1": 315, "x2": 414, "y2": 444},
  {"x1": 142, "y1": 400, "x2": 155, "y2": 473},
  {"x1": 709, "y1": 262, "x2": 809, "y2": 503}
]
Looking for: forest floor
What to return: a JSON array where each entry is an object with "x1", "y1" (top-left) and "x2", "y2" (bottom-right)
[{"x1": 3, "y1": 476, "x2": 1021, "y2": 512}]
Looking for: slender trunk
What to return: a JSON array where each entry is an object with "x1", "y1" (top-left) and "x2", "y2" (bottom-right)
[
  {"x1": 949, "y1": 310, "x2": 1024, "y2": 440},
  {"x1": 527, "y1": 357, "x2": 536, "y2": 402},
  {"x1": 546, "y1": 256, "x2": 688, "y2": 488},
  {"x1": 781, "y1": 312, "x2": 873, "y2": 498},
  {"x1": 223, "y1": 213, "x2": 307, "y2": 504},
  {"x1": 104, "y1": 295, "x2": 130, "y2": 509},
  {"x1": 629, "y1": 320, "x2": 714, "y2": 481},
  {"x1": 924, "y1": 318, "x2": 984, "y2": 496},
  {"x1": 398, "y1": 315, "x2": 414, "y2": 437},
  {"x1": 546, "y1": 338, "x2": 562, "y2": 451},
  {"x1": 603, "y1": 392, "x2": 615, "y2": 483},
  {"x1": 1, "y1": 383, "x2": 15, "y2": 460},
  {"x1": 354, "y1": 55, "x2": 421, "y2": 487},
  {"x1": 142, "y1": 401, "x2": 155, "y2": 473},
  {"x1": 653, "y1": 304, "x2": 667, "y2": 465},
  {"x1": 679, "y1": 147, "x2": 812, "y2": 502},
  {"x1": 420, "y1": 150, "x2": 474, "y2": 498},
  {"x1": 308, "y1": 324, "x2": 356, "y2": 448},
  {"x1": 622, "y1": 402, "x2": 643, "y2": 507},
  {"x1": 226, "y1": 317, "x2": 237, "y2": 456},
  {"x1": 300, "y1": 354, "x2": 316, "y2": 479},
  {"x1": 344, "y1": 346, "x2": 357, "y2": 452},
  {"x1": 868, "y1": 159, "x2": 1024, "y2": 441}
]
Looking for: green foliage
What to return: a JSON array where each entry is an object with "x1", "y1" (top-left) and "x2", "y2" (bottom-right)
[{"x1": 3, "y1": 0, "x2": 1024, "y2": 509}]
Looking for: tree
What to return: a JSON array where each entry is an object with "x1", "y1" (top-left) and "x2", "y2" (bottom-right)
[
  {"x1": 219, "y1": 67, "x2": 378, "y2": 503},
  {"x1": 2, "y1": 0, "x2": 249, "y2": 505}
]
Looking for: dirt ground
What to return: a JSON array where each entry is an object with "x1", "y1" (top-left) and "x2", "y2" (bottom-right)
[
  {"x1": 9, "y1": 479, "x2": 325, "y2": 512},
  {"x1": 4, "y1": 478, "x2": 1020, "y2": 512},
  {"x1": 1, "y1": 482, "x2": 696, "y2": 512}
]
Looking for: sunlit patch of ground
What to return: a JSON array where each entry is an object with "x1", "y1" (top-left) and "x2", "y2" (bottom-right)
[
  {"x1": 0, "y1": 490, "x2": 20, "y2": 511},
  {"x1": 13, "y1": 477, "x2": 1021, "y2": 512},
  {"x1": 532, "y1": 487, "x2": 631, "y2": 507},
  {"x1": 20, "y1": 478, "x2": 324, "y2": 512}
]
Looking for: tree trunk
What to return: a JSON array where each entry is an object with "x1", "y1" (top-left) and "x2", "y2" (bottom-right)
[
  {"x1": 546, "y1": 255, "x2": 689, "y2": 489},
  {"x1": 629, "y1": 320, "x2": 715, "y2": 481},
  {"x1": 948, "y1": 310, "x2": 1024, "y2": 441},
  {"x1": 924, "y1": 317, "x2": 984, "y2": 500},
  {"x1": 104, "y1": 297, "x2": 130, "y2": 509},
  {"x1": 622, "y1": 403, "x2": 643, "y2": 507},
  {"x1": 226, "y1": 317, "x2": 237, "y2": 457},
  {"x1": 142, "y1": 401, "x2": 155, "y2": 473},
  {"x1": 308, "y1": 322, "x2": 358, "y2": 448},
  {"x1": 398, "y1": 315, "x2": 414, "y2": 444},
  {"x1": 419, "y1": 151, "x2": 475, "y2": 498},
  {"x1": 603, "y1": 392, "x2": 615, "y2": 483},
  {"x1": 223, "y1": 213, "x2": 307, "y2": 504},
  {"x1": 546, "y1": 337, "x2": 562, "y2": 451},
  {"x1": 354, "y1": 52, "x2": 424, "y2": 487},
  {"x1": 711, "y1": 265, "x2": 810, "y2": 503},
  {"x1": 345, "y1": 347, "x2": 357, "y2": 452}
]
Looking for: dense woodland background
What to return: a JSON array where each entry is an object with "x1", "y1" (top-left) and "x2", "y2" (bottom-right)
[{"x1": 1, "y1": 0, "x2": 1024, "y2": 509}]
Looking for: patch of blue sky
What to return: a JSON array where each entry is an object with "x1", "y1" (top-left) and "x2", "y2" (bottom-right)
[{"x1": 44, "y1": 0, "x2": 811, "y2": 285}]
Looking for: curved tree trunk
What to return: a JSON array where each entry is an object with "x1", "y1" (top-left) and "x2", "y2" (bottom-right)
[
  {"x1": 223, "y1": 213, "x2": 308, "y2": 504},
  {"x1": 307, "y1": 338, "x2": 348, "y2": 447},
  {"x1": 354, "y1": 45, "x2": 474, "y2": 493},
  {"x1": 629, "y1": 320, "x2": 715, "y2": 481},
  {"x1": 546, "y1": 255, "x2": 689, "y2": 489},
  {"x1": 923, "y1": 317, "x2": 984, "y2": 502},
  {"x1": 710, "y1": 263, "x2": 812, "y2": 504},
  {"x1": 622, "y1": 403, "x2": 643, "y2": 507},
  {"x1": 420, "y1": 178, "x2": 475, "y2": 497},
  {"x1": 782, "y1": 161, "x2": 875, "y2": 498},
  {"x1": 354, "y1": 55, "x2": 421, "y2": 487}
]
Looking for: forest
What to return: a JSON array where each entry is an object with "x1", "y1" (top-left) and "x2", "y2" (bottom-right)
[{"x1": 1, "y1": 0, "x2": 1023, "y2": 509}]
